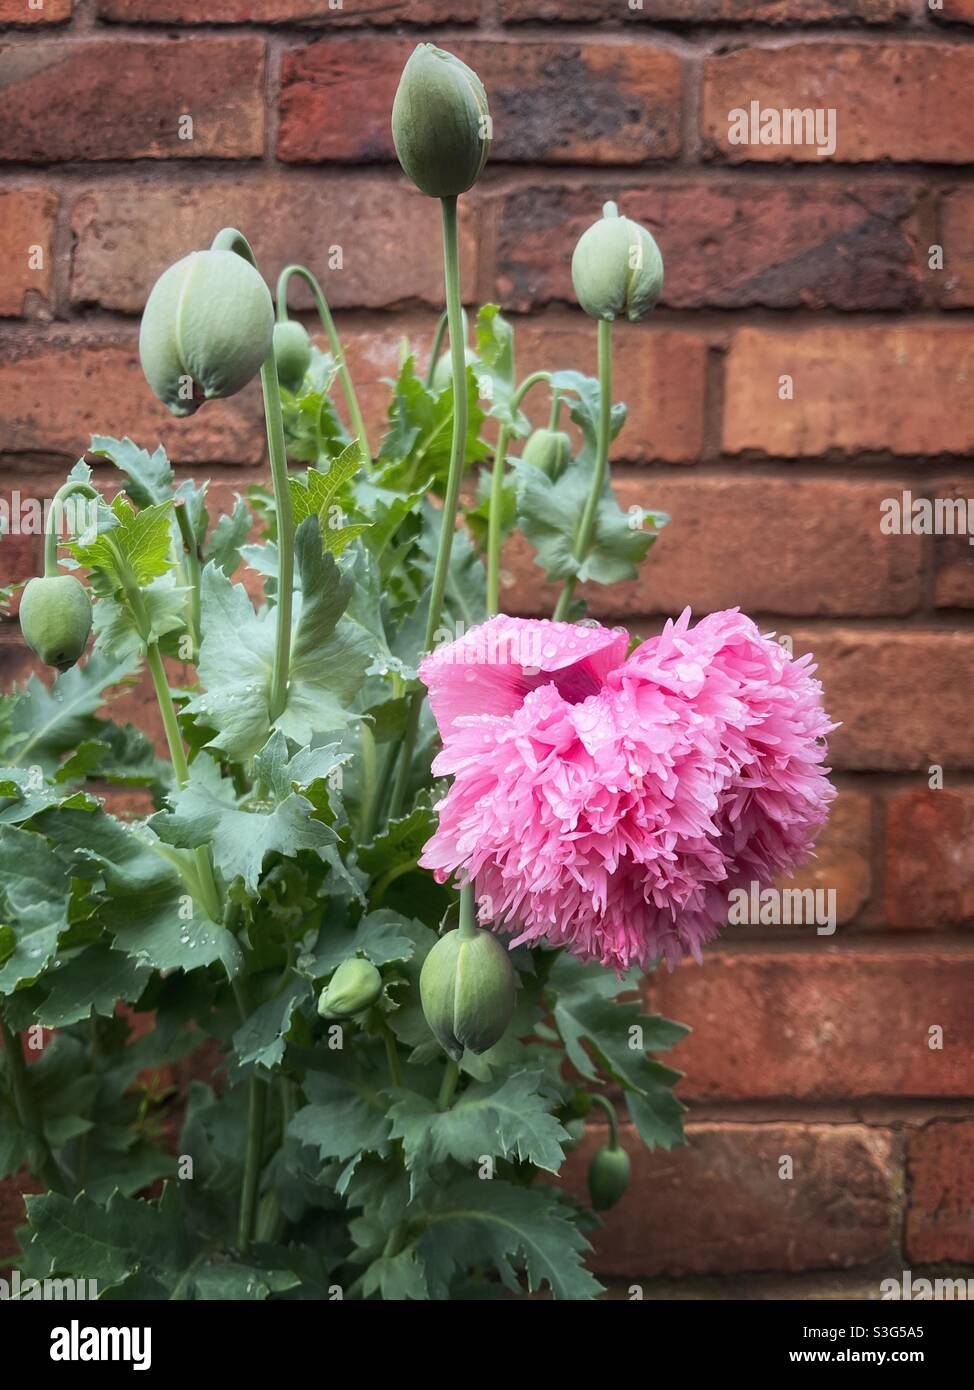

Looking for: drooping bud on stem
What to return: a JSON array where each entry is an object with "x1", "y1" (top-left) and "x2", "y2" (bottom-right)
[
  {"x1": 318, "y1": 958, "x2": 383, "y2": 1020},
  {"x1": 522, "y1": 427, "x2": 572, "y2": 480},
  {"x1": 273, "y1": 319, "x2": 312, "y2": 393},
  {"x1": 19, "y1": 575, "x2": 92, "y2": 672}
]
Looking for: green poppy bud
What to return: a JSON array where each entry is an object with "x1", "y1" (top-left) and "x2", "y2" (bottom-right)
[
  {"x1": 522, "y1": 428, "x2": 572, "y2": 480},
  {"x1": 392, "y1": 44, "x2": 491, "y2": 199},
  {"x1": 273, "y1": 320, "x2": 312, "y2": 393},
  {"x1": 571, "y1": 201, "x2": 664, "y2": 323},
  {"x1": 587, "y1": 1143, "x2": 631, "y2": 1212},
  {"x1": 19, "y1": 574, "x2": 92, "y2": 672},
  {"x1": 431, "y1": 346, "x2": 479, "y2": 394},
  {"x1": 318, "y1": 958, "x2": 383, "y2": 1020},
  {"x1": 420, "y1": 927, "x2": 516, "y2": 1061},
  {"x1": 139, "y1": 249, "x2": 274, "y2": 417}
]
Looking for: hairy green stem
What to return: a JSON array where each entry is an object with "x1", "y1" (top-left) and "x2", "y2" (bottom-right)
[
  {"x1": 43, "y1": 480, "x2": 99, "y2": 577},
  {"x1": 0, "y1": 1013, "x2": 66, "y2": 1194},
  {"x1": 381, "y1": 1023, "x2": 403, "y2": 1089},
  {"x1": 458, "y1": 881, "x2": 478, "y2": 942},
  {"x1": 276, "y1": 263, "x2": 371, "y2": 463},
  {"x1": 553, "y1": 318, "x2": 613, "y2": 621},
  {"x1": 388, "y1": 196, "x2": 468, "y2": 820}
]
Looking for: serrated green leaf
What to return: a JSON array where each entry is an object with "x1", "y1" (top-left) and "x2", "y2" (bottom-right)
[
  {"x1": 288, "y1": 1071, "x2": 391, "y2": 1164},
  {"x1": 89, "y1": 436, "x2": 174, "y2": 509},
  {"x1": 71, "y1": 495, "x2": 175, "y2": 589},
  {"x1": 34, "y1": 944, "x2": 151, "y2": 1027}
]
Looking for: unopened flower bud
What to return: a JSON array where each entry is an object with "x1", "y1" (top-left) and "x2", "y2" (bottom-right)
[
  {"x1": 392, "y1": 44, "x2": 491, "y2": 199},
  {"x1": 273, "y1": 320, "x2": 312, "y2": 393},
  {"x1": 431, "y1": 346, "x2": 479, "y2": 394},
  {"x1": 140, "y1": 249, "x2": 274, "y2": 417},
  {"x1": 19, "y1": 575, "x2": 92, "y2": 672},
  {"x1": 522, "y1": 428, "x2": 571, "y2": 480},
  {"x1": 571, "y1": 201, "x2": 663, "y2": 323},
  {"x1": 587, "y1": 1143, "x2": 631, "y2": 1212},
  {"x1": 318, "y1": 957, "x2": 383, "y2": 1020},
  {"x1": 420, "y1": 927, "x2": 516, "y2": 1061}
]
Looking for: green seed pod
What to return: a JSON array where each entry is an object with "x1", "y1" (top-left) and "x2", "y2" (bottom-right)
[
  {"x1": 273, "y1": 320, "x2": 312, "y2": 393},
  {"x1": 139, "y1": 249, "x2": 274, "y2": 417},
  {"x1": 571, "y1": 201, "x2": 664, "y2": 323},
  {"x1": 420, "y1": 927, "x2": 516, "y2": 1061},
  {"x1": 587, "y1": 1144, "x2": 631, "y2": 1212},
  {"x1": 392, "y1": 44, "x2": 491, "y2": 199},
  {"x1": 522, "y1": 428, "x2": 572, "y2": 480},
  {"x1": 19, "y1": 574, "x2": 92, "y2": 672},
  {"x1": 431, "y1": 346, "x2": 479, "y2": 394},
  {"x1": 318, "y1": 958, "x2": 383, "y2": 1020}
]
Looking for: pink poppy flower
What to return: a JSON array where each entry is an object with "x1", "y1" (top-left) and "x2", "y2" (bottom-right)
[{"x1": 419, "y1": 610, "x2": 836, "y2": 971}]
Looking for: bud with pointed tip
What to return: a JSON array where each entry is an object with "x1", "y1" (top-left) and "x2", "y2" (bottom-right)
[
  {"x1": 140, "y1": 249, "x2": 274, "y2": 417},
  {"x1": 571, "y1": 201, "x2": 663, "y2": 323},
  {"x1": 587, "y1": 1144, "x2": 631, "y2": 1212},
  {"x1": 522, "y1": 427, "x2": 571, "y2": 480},
  {"x1": 392, "y1": 44, "x2": 491, "y2": 199},
  {"x1": 318, "y1": 958, "x2": 383, "y2": 1020},
  {"x1": 420, "y1": 927, "x2": 516, "y2": 1061},
  {"x1": 19, "y1": 574, "x2": 92, "y2": 672},
  {"x1": 273, "y1": 320, "x2": 312, "y2": 393}
]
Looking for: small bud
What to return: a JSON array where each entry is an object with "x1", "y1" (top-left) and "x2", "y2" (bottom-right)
[
  {"x1": 522, "y1": 428, "x2": 571, "y2": 480},
  {"x1": 431, "y1": 346, "x2": 479, "y2": 394},
  {"x1": 273, "y1": 320, "x2": 312, "y2": 393},
  {"x1": 139, "y1": 249, "x2": 274, "y2": 417},
  {"x1": 19, "y1": 575, "x2": 92, "y2": 672},
  {"x1": 318, "y1": 958, "x2": 383, "y2": 1020},
  {"x1": 420, "y1": 927, "x2": 516, "y2": 1061},
  {"x1": 392, "y1": 44, "x2": 491, "y2": 199},
  {"x1": 571, "y1": 201, "x2": 663, "y2": 323},
  {"x1": 587, "y1": 1144, "x2": 631, "y2": 1212}
]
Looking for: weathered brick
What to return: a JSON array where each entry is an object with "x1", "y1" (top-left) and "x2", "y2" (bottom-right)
[
  {"x1": 503, "y1": 477, "x2": 924, "y2": 619},
  {"x1": 502, "y1": 0, "x2": 904, "y2": 18},
  {"x1": 0, "y1": 0, "x2": 71, "y2": 25},
  {"x1": 278, "y1": 39, "x2": 681, "y2": 165},
  {"x1": 906, "y1": 1120, "x2": 974, "y2": 1264},
  {"x1": 0, "y1": 189, "x2": 56, "y2": 318},
  {"x1": 70, "y1": 173, "x2": 478, "y2": 313},
  {"x1": 0, "y1": 39, "x2": 265, "y2": 163},
  {"x1": 932, "y1": 481, "x2": 974, "y2": 607},
  {"x1": 791, "y1": 628, "x2": 974, "y2": 772},
  {"x1": 648, "y1": 952, "x2": 974, "y2": 1100},
  {"x1": 98, "y1": 0, "x2": 477, "y2": 19},
  {"x1": 885, "y1": 789, "x2": 974, "y2": 928},
  {"x1": 561, "y1": 1122, "x2": 896, "y2": 1278},
  {"x1": 934, "y1": 0, "x2": 974, "y2": 20},
  {"x1": 0, "y1": 528, "x2": 39, "y2": 593},
  {"x1": 702, "y1": 45, "x2": 974, "y2": 164},
  {"x1": 940, "y1": 188, "x2": 974, "y2": 308},
  {"x1": 723, "y1": 327, "x2": 974, "y2": 457},
  {"x1": 0, "y1": 337, "x2": 264, "y2": 466},
  {"x1": 495, "y1": 181, "x2": 923, "y2": 313},
  {"x1": 782, "y1": 789, "x2": 872, "y2": 927}
]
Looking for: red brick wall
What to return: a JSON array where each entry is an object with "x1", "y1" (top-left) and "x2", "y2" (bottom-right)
[{"x1": 1, "y1": 1, "x2": 973, "y2": 1295}]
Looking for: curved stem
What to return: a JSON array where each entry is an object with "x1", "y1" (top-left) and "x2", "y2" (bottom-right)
[
  {"x1": 388, "y1": 196, "x2": 468, "y2": 820},
  {"x1": 0, "y1": 1013, "x2": 67, "y2": 1194},
  {"x1": 548, "y1": 391, "x2": 563, "y2": 431},
  {"x1": 485, "y1": 371, "x2": 552, "y2": 619},
  {"x1": 590, "y1": 1092, "x2": 620, "y2": 1149},
  {"x1": 43, "y1": 481, "x2": 99, "y2": 577},
  {"x1": 553, "y1": 318, "x2": 613, "y2": 621},
  {"x1": 276, "y1": 263, "x2": 371, "y2": 463},
  {"x1": 424, "y1": 309, "x2": 450, "y2": 388}
]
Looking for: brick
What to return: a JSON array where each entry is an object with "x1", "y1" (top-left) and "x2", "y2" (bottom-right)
[
  {"x1": 940, "y1": 188, "x2": 974, "y2": 308},
  {"x1": 935, "y1": 1, "x2": 974, "y2": 20},
  {"x1": 0, "y1": 39, "x2": 264, "y2": 163},
  {"x1": 501, "y1": 0, "x2": 904, "y2": 18},
  {"x1": 99, "y1": 0, "x2": 477, "y2": 19},
  {"x1": 932, "y1": 481, "x2": 974, "y2": 607},
  {"x1": 0, "y1": 529, "x2": 40, "y2": 595},
  {"x1": 702, "y1": 45, "x2": 974, "y2": 164},
  {"x1": 723, "y1": 327, "x2": 974, "y2": 457},
  {"x1": 70, "y1": 173, "x2": 478, "y2": 313},
  {"x1": 906, "y1": 1121, "x2": 974, "y2": 1264},
  {"x1": 0, "y1": 337, "x2": 264, "y2": 466},
  {"x1": 278, "y1": 39, "x2": 681, "y2": 165},
  {"x1": 647, "y1": 952, "x2": 974, "y2": 1100},
  {"x1": 495, "y1": 181, "x2": 923, "y2": 313},
  {"x1": 885, "y1": 790, "x2": 974, "y2": 928},
  {"x1": 503, "y1": 477, "x2": 924, "y2": 619},
  {"x1": 0, "y1": 189, "x2": 56, "y2": 318},
  {"x1": 781, "y1": 789, "x2": 872, "y2": 927},
  {"x1": 0, "y1": 0, "x2": 71, "y2": 22},
  {"x1": 560, "y1": 1122, "x2": 895, "y2": 1277},
  {"x1": 791, "y1": 628, "x2": 974, "y2": 772}
]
